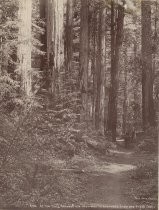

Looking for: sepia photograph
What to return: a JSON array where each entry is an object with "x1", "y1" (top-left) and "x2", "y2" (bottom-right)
[{"x1": 0, "y1": 0, "x2": 158, "y2": 209}]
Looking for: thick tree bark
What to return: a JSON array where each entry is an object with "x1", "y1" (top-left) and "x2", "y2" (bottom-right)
[
  {"x1": 100, "y1": 8, "x2": 106, "y2": 132},
  {"x1": 104, "y1": 10, "x2": 109, "y2": 135},
  {"x1": 39, "y1": 0, "x2": 47, "y2": 70},
  {"x1": 0, "y1": 7, "x2": 2, "y2": 74},
  {"x1": 95, "y1": 6, "x2": 106, "y2": 130},
  {"x1": 0, "y1": 27, "x2": 2, "y2": 74},
  {"x1": 90, "y1": 7, "x2": 97, "y2": 126},
  {"x1": 39, "y1": 0, "x2": 48, "y2": 91},
  {"x1": 141, "y1": 0, "x2": 155, "y2": 129},
  {"x1": 122, "y1": 50, "x2": 128, "y2": 135},
  {"x1": 107, "y1": 1, "x2": 124, "y2": 141},
  {"x1": 79, "y1": 0, "x2": 89, "y2": 121},
  {"x1": 18, "y1": 0, "x2": 32, "y2": 96},
  {"x1": 95, "y1": 10, "x2": 102, "y2": 130},
  {"x1": 65, "y1": 0, "x2": 73, "y2": 80},
  {"x1": 107, "y1": 0, "x2": 115, "y2": 137},
  {"x1": 133, "y1": 42, "x2": 139, "y2": 129},
  {"x1": 46, "y1": 0, "x2": 65, "y2": 98}
]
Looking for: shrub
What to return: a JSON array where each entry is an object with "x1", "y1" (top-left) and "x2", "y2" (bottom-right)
[
  {"x1": 131, "y1": 160, "x2": 157, "y2": 180},
  {"x1": 136, "y1": 127, "x2": 158, "y2": 153},
  {"x1": 131, "y1": 159, "x2": 158, "y2": 203}
]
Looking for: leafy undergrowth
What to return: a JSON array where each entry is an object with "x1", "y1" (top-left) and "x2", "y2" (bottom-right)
[
  {"x1": 130, "y1": 159, "x2": 158, "y2": 205},
  {"x1": 0, "y1": 162, "x2": 89, "y2": 207},
  {"x1": 0, "y1": 97, "x2": 113, "y2": 207},
  {"x1": 135, "y1": 127, "x2": 158, "y2": 154},
  {"x1": 129, "y1": 127, "x2": 158, "y2": 206},
  {"x1": 130, "y1": 132, "x2": 158, "y2": 207}
]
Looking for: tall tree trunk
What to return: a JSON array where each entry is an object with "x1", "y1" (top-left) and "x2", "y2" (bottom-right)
[
  {"x1": 18, "y1": 0, "x2": 32, "y2": 96},
  {"x1": 79, "y1": 0, "x2": 89, "y2": 121},
  {"x1": 91, "y1": 7, "x2": 97, "y2": 126},
  {"x1": 100, "y1": 8, "x2": 106, "y2": 133},
  {"x1": 65, "y1": 0, "x2": 73, "y2": 85},
  {"x1": 0, "y1": 27, "x2": 2, "y2": 75},
  {"x1": 95, "y1": 10, "x2": 102, "y2": 130},
  {"x1": 107, "y1": 1, "x2": 124, "y2": 141},
  {"x1": 0, "y1": 6, "x2": 2, "y2": 74},
  {"x1": 95, "y1": 6, "x2": 106, "y2": 130},
  {"x1": 122, "y1": 50, "x2": 128, "y2": 135},
  {"x1": 46, "y1": 0, "x2": 65, "y2": 98},
  {"x1": 104, "y1": 10, "x2": 109, "y2": 135},
  {"x1": 107, "y1": 0, "x2": 115, "y2": 137},
  {"x1": 39, "y1": 0, "x2": 48, "y2": 88},
  {"x1": 141, "y1": 0, "x2": 155, "y2": 129},
  {"x1": 133, "y1": 41, "x2": 139, "y2": 130}
]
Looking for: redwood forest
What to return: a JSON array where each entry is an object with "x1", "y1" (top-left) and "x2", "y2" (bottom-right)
[{"x1": 0, "y1": 0, "x2": 158, "y2": 208}]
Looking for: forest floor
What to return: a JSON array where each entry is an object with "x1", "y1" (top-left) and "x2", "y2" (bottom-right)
[
  {"x1": 0, "y1": 141, "x2": 157, "y2": 209},
  {"x1": 0, "y1": 110, "x2": 157, "y2": 209},
  {"x1": 39, "y1": 145, "x2": 157, "y2": 209},
  {"x1": 65, "y1": 147, "x2": 156, "y2": 208},
  {"x1": 78, "y1": 147, "x2": 155, "y2": 208}
]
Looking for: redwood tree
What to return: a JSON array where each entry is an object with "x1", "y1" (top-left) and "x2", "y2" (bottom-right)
[
  {"x1": 95, "y1": 5, "x2": 106, "y2": 130},
  {"x1": 107, "y1": 0, "x2": 125, "y2": 141},
  {"x1": 65, "y1": 0, "x2": 73, "y2": 78},
  {"x1": 141, "y1": 0, "x2": 155, "y2": 129},
  {"x1": 18, "y1": 0, "x2": 32, "y2": 96},
  {"x1": 46, "y1": 0, "x2": 65, "y2": 97},
  {"x1": 79, "y1": 0, "x2": 89, "y2": 121}
]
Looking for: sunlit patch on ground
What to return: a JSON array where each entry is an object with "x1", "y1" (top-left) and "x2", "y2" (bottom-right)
[
  {"x1": 109, "y1": 149, "x2": 133, "y2": 155},
  {"x1": 85, "y1": 162, "x2": 136, "y2": 174}
]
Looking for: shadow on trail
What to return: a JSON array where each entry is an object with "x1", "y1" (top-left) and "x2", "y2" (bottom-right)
[
  {"x1": 79, "y1": 145, "x2": 157, "y2": 209},
  {"x1": 79, "y1": 147, "x2": 137, "y2": 206}
]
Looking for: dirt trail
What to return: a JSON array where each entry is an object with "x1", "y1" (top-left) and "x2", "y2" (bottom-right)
[
  {"x1": 40, "y1": 147, "x2": 156, "y2": 208},
  {"x1": 79, "y1": 148, "x2": 137, "y2": 207},
  {"x1": 75, "y1": 148, "x2": 156, "y2": 209}
]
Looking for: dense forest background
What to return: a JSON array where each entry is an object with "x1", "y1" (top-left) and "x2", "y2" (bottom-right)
[{"x1": 0, "y1": 0, "x2": 158, "y2": 207}]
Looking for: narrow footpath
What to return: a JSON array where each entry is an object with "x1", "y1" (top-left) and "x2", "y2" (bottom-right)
[{"x1": 75, "y1": 148, "x2": 157, "y2": 209}]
